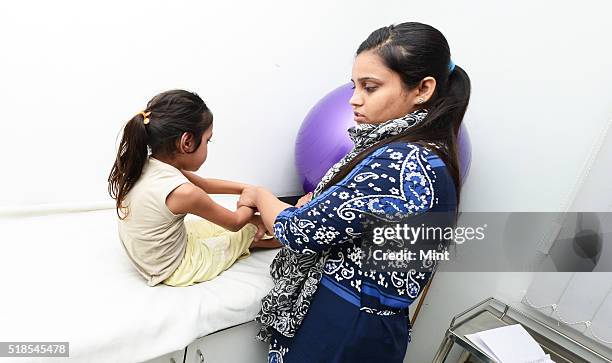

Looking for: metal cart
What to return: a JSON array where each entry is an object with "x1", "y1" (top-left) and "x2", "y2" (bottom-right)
[{"x1": 432, "y1": 297, "x2": 612, "y2": 363}]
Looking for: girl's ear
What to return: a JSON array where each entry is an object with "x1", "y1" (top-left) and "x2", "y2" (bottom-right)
[{"x1": 178, "y1": 132, "x2": 195, "y2": 153}]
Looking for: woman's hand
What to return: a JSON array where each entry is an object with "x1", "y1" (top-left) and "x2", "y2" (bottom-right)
[
  {"x1": 295, "y1": 192, "x2": 313, "y2": 207},
  {"x1": 240, "y1": 186, "x2": 292, "y2": 235},
  {"x1": 237, "y1": 185, "x2": 259, "y2": 209}
]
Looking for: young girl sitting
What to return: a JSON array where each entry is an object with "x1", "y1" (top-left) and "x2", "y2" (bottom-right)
[{"x1": 108, "y1": 89, "x2": 279, "y2": 287}]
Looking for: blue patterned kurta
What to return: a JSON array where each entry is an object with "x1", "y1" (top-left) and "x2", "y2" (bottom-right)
[{"x1": 269, "y1": 142, "x2": 457, "y2": 363}]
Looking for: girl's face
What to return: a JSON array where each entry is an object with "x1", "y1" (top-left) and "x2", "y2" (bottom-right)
[
  {"x1": 180, "y1": 125, "x2": 213, "y2": 171},
  {"x1": 193, "y1": 125, "x2": 213, "y2": 170},
  {"x1": 350, "y1": 50, "x2": 420, "y2": 125}
]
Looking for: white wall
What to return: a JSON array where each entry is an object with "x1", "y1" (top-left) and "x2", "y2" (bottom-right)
[
  {"x1": 1, "y1": 0, "x2": 611, "y2": 361},
  {"x1": 3, "y1": 0, "x2": 609, "y2": 211}
]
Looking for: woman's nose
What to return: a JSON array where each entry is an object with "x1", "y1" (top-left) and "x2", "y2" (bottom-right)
[{"x1": 349, "y1": 89, "x2": 363, "y2": 107}]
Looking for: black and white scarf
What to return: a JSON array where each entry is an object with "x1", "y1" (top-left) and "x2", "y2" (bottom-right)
[{"x1": 256, "y1": 108, "x2": 429, "y2": 342}]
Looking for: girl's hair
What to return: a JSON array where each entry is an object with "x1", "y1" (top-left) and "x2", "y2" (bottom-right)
[
  {"x1": 108, "y1": 89, "x2": 213, "y2": 219},
  {"x1": 321, "y1": 22, "x2": 471, "y2": 206}
]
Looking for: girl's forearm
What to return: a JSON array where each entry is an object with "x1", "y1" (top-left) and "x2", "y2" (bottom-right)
[
  {"x1": 182, "y1": 171, "x2": 248, "y2": 194},
  {"x1": 255, "y1": 187, "x2": 292, "y2": 232},
  {"x1": 232, "y1": 206, "x2": 256, "y2": 231},
  {"x1": 204, "y1": 178, "x2": 250, "y2": 194}
]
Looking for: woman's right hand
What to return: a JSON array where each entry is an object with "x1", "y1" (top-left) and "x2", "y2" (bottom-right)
[{"x1": 295, "y1": 192, "x2": 313, "y2": 207}]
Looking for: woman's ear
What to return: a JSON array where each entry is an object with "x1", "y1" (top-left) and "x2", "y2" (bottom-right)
[
  {"x1": 177, "y1": 132, "x2": 195, "y2": 153},
  {"x1": 416, "y1": 77, "x2": 437, "y2": 103}
]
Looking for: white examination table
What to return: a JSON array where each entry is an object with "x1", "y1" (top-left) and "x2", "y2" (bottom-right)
[{"x1": 0, "y1": 195, "x2": 277, "y2": 363}]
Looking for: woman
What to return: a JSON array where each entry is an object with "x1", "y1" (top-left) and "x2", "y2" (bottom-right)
[{"x1": 240, "y1": 22, "x2": 470, "y2": 362}]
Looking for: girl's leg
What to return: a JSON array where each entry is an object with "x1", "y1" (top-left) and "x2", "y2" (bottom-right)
[{"x1": 163, "y1": 219, "x2": 258, "y2": 286}]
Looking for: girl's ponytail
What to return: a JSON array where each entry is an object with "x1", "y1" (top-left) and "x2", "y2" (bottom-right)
[{"x1": 108, "y1": 112, "x2": 149, "y2": 219}]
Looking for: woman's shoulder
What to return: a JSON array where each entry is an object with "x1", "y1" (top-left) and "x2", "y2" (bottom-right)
[
  {"x1": 368, "y1": 141, "x2": 448, "y2": 169},
  {"x1": 344, "y1": 141, "x2": 450, "y2": 186},
  {"x1": 331, "y1": 140, "x2": 455, "y2": 215}
]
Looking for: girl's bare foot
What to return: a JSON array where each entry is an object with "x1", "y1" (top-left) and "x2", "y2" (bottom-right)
[{"x1": 250, "y1": 238, "x2": 282, "y2": 249}]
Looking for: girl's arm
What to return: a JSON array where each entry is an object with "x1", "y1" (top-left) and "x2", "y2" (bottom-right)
[
  {"x1": 181, "y1": 170, "x2": 249, "y2": 195},
  {"x1": 167, "y1": 183, "x2": 255, "y2": 232}
]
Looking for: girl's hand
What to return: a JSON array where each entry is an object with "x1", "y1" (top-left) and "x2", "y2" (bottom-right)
[
  {"x1": 238, "y1": 185, "x2": 259, "y2": 208},
  {"x1": 295, "y1": 192, "x2": 313, "y2": 207},
  {"x1": 249, "y1": 214, "x2": 267, "y2": 242}
]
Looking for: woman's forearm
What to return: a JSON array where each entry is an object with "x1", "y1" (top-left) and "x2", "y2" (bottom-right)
[{"x1": 255, "y1": 187, "x2": 293, "y2": 232}]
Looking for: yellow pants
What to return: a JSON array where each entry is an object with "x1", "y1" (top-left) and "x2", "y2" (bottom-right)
[{"x1": 162, "y1": 219, "x2": 257, "y2": 287}]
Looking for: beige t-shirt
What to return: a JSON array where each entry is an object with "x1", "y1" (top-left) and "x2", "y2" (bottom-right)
[{"x1": 118, "y1": 157, "x2": 190, "y2": 286}]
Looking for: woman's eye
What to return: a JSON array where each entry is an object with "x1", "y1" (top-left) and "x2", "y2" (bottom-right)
[
  {"x1": 364, "y1": 86, "x2": 377, "y2": 93},
  {"x1": 350, "y1": 84, "x2": 356, "y2": 90}
]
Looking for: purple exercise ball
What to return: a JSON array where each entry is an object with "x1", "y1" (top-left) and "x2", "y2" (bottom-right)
[{"x1": 295, "y1": 83, "x2": 471, "y2": 193}]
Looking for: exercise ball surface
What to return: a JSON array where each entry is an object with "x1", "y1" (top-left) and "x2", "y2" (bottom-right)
[{"x1": 295, "y1": 83, "x2": 355, "y2": 192}]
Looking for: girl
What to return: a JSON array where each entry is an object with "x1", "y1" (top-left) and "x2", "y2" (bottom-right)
[
  {"x1": 108, "y1": 89, "x2": 280, "y2": 287},
  {"x1": 239, "y1": 22, "x2": 470, "y2": 362}
]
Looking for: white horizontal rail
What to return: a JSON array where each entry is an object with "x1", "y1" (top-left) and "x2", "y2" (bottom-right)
[
  {"x1": 0, "y1": 201, "x2": 115, "y2": 218},
  {"x1": 0, "y1": 195, "x2": 242, "y2": 219}
]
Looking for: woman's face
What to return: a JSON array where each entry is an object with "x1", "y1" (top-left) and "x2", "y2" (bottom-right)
[{"x1": 350, "y1": 50, "x2": 419, "y2": 125}]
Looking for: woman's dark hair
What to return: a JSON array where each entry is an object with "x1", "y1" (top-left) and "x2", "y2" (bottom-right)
[
  {"x1": 108, "y1": 89, "x2": 213, "y2": 219},
  {"x1": 322, "y1": 22, "x2": 471, "y2": 206}
]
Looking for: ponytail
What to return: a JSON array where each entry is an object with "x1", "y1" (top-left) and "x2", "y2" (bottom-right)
[
  {"x1": 108, "y1": 113, "x2": 149, "y2": 219},
  {"x1": 415, "y1": 64, "x2": 471, "y2": 204},
  {"x1": 108, "y1": 89, "x2": 213, "y2": 219}
]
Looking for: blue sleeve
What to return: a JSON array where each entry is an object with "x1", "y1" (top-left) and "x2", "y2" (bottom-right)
[{"x1": 273, "y1": 142, "x2": 444, "y2": 254}]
